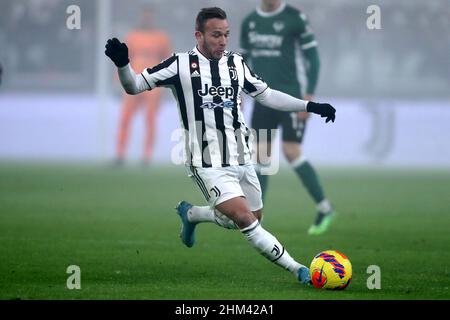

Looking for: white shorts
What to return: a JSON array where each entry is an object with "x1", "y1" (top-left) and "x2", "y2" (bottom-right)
[{"x1": 186, "y1": 164, "x2": 263, "y2": 212}]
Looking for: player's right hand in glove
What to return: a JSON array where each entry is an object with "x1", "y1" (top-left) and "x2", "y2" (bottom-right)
[
  {"x1": 306, "y1": 101, "x2": 336, "y2": 123},
  {"x1": 105, "y1": 38, "x2": 129, "y2": 68}
]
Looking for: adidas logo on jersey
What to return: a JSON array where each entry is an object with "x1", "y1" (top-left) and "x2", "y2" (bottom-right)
[{"x1": 191, "y1": 70, "x2": 200, "y2": 78}]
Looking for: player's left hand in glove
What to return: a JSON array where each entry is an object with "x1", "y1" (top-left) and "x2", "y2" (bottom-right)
[
  {"x1": 306, "y1": 101, "x2": 336, "y2": 123},
  {"x1": 105, "y1": 38, "x2": 129, "y2": 68}
]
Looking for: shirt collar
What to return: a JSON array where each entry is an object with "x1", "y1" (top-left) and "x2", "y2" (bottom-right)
[{"x1": 256, "y1": 1, "x2": 286, "y2": 18}]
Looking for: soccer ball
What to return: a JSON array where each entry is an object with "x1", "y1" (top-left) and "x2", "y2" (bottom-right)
[{"x1": 309, "y1": 250, "x2": 352, "y2": 290}]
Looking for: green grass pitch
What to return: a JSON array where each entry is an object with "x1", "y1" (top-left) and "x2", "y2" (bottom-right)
[{"x1": 0, "y1": 163, "x2": 449, "y2": 300}]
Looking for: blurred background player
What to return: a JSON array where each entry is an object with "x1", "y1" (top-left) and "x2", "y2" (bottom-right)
[
  {"x1": 115, "y1": 7, "x2": 171, "y2": 165},
  {"x1": 240, "y1": 0, "x2": 335, "y2": 235}
]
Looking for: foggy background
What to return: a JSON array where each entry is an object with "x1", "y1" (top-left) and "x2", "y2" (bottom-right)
[{"x1": 0, "y1": 0, "x2": 449, "y2": 167}]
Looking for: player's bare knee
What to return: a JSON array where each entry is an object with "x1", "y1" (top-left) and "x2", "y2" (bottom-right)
[
  {"x1": 215, "y1": 197, "x2": 256, "y2": 229},
  {"x1": 231, "y1": 209, "x2": 256, "y2": 229},
  {"x1": 283, "y1": 143, "x2": 301, "y2": 163},
  {"x1": 253, "y1": 209, "x2": 263, "y2": 222}
]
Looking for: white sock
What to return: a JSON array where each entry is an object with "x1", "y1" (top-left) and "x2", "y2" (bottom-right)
[
  {"x1": 290, "y1": 154, "x2": 307, "y2": 169},
  {"x1": 188, "y1": 206, "x2": 237, "y2": 229},
  {"x1": 241, "y1": 221, "x2": 305, "y2": 277},
  {"x1": 316, "y1": 199, "x2": 332, "y2": 214},
  {"x1": 188, "y1": 206, "x2": 215, "y2": 223}
]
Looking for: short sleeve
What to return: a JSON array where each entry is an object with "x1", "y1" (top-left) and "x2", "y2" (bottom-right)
[
  {"x1": 239, "y1": 19, "x2": 250, "y2": 59},
  {"x1": 241, "y1": 59, "x2": 268, "y2": 98},
  {"x1": 297, "y1": 12, "x2": 317, "y2": 50}
]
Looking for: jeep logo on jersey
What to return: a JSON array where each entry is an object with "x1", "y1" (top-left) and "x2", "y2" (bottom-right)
[{"x1": 198, "y1": 84, "x2": 234, "y2": 99}]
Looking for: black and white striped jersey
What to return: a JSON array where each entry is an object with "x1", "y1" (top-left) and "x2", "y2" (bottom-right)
[{"x1": 140, "y1": 46, "x2": 268, "y2": 168}]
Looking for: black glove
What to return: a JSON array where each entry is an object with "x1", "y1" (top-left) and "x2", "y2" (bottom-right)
[
  {"x1": 306, "y1": 101, "x2": 336, "y2": 123},
  {"x1": 105, "y1": 38, "x2": 129, "y2": 68}
]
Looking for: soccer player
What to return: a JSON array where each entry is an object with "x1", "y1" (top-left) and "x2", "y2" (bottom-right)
[
  {"x1": 105, "y1": 7, "x2": 335, "y2": 285},
  {"x1": 115, "y1": 8, "x2": 171, "y2": 165},
  {"x1": 240, "y1": 0, "x2": 336, "y2": 235}
]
